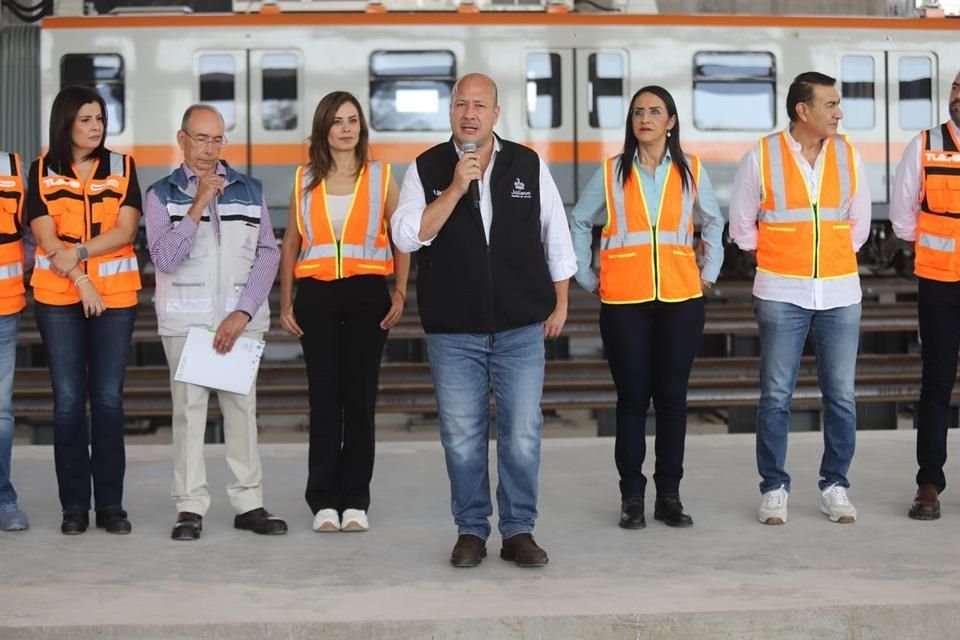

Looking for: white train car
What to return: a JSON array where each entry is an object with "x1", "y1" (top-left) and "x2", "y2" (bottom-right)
[{"x1": 39, "y1": 10, "x2": 960, "y2": 269}]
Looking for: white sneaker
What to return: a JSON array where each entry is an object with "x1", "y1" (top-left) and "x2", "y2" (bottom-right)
[
  {"x1": 758, "y1": 486, "x2": 789, "y2": 525},
  {"x1": 312, "y1": 509, "x2": 340, "y2": 532},
  {"x1": 340, "y1": 509, "x2": 369, "y2": 532},
  {"x1": 820, "y1": 484, "x2": 857, "y2": 523}
]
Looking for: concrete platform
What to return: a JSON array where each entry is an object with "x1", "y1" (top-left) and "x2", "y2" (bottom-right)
[{"x1": 1, "y1": 431, "x2": 958, "y2": 639}]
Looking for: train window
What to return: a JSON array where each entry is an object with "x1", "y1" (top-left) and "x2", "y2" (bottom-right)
[
  {"x1": 60, "y1": 54, "x2": 125, "y2": 134},
  {"x1": 526, "y1": 53, "x2": 562, "y2": 129},
  {"x1": 369, "y1": 51, "x2": 455, "y2": 131},
  {"x1": 198, "y1": 54, "x2": 237, "y2": 131},
  {"x1": 262, "y1": 53, "x2": 298, "y2": 131},
  {"x1": 899, "y1": 56, "x2": 933, "y2": 131},
  {"x1": 840, "y1": 56, "x2": 875, "y2": 130},
  {"x1": 588, "y1": 52, "x2": 624, "y2": 129},
  {"x1": 692, "y1": 52, "x2": 775, "y2": 131}
]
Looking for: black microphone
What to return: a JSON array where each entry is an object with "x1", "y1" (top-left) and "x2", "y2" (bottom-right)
[{"x1": 462, "y1": 142, "x2": 481, "y2": 211}]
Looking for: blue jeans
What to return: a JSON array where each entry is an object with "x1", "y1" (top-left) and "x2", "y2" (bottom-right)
[
  {"x1": 0, "y1": 313, "x2": 19, "y2": 507},
  {"x1": 426, "y1": 323, "x2": 545, "y2": 540},
  {"x1": 754, "y1": 298, "x2": 860, "y2": 494},
  {"x1": 34, "y1": 302, "x2": 137, "y2": 513}
]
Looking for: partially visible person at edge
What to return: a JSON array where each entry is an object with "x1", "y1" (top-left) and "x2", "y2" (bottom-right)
[
  {"x1": 0, "y1": 148, "x2": 30, "y2": 532},
  {"x1": 391, "y1": 73, "x2": 577, "y2": 569},
  {"x1": 145, "y1": 104, "x2": 285, "y2": 541},
  {"x1": 279, "y1": 91, "x2": 409, "y2": 533},
  {"x1": 26, "y1": 85, "x2": 142, "y2": 535},
  {"x1": 890, "y1": 69, "x2": 960, "y2": 521},
  {"x1": 569, "y1": 85, "x2": 724, "y2": 531},
  {"x1": 729, "y1": 71, "x2": 871, "y2": 526}
]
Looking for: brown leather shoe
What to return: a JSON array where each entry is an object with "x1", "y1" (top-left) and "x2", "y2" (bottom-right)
[
  {"x1": 171, "y1": 512, "x2": 202, "y2": 541},
  {"x1": 450, "y1": 534, "x2": 487, "y2": 568},
  {"x1": 233, "y1": 508, "x2": 288, "y2": 535},
  {"x1": 909, "y1": 483, "x2": 941, "y2": 521},
  {"x1": 500, "y1": 533, "x2": 548, "y2": 567}
]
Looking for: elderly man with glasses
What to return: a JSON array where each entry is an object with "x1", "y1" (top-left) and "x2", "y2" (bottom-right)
[{"x1": 144, "y1": 104, "x2": 285, "y2": 540}]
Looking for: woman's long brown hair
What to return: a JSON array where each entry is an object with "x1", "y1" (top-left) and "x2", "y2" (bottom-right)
[{"x1": 304, "y1": 91, "x2": 369, "y2": 193}]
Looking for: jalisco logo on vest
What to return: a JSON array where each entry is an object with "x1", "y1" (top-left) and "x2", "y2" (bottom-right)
[
  {"x1": 924, "y1": 152, "x2": 960, "y2": 163},
  {"x1": 89, "y1": 179, "x2": 121, "y2": 192},
  {"x1": 42, "y1": 177, "x2": 81, "y2": 189},
  {"x1": 511, "y1": 178, "x2": 531, "y2": 199},
  {"x1": 0, "y1": 180, "x2": 15, "y2": 188}
]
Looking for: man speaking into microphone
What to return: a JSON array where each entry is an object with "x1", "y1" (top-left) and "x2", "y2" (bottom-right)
[{"x1": 393, "y1": 73, "x2": 575, "y2": 568}]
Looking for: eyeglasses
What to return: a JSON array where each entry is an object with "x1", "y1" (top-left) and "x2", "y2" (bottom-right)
[{"x1": 181, "y1": 130, "x2": 228, "y2": 147}]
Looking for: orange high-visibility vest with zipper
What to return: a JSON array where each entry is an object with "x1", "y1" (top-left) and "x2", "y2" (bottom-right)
[
  {"x1": 599, "y1": 154, "x2": 703, "y2": 303},
  {"x1": 914, "y1": 123, "x2": 960, "y2": 282},
  {"x1": 756, "y1": 131, "x2": 859, "y2": 279},
  {"x1": 293, "y1": 161, "x2": 394, "y2": 281}
]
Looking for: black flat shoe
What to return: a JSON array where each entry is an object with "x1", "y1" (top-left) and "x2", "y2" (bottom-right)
[
  {"x1": 619, "y1": 496, "x2": 646, "y2": 529},
  {"x1": 171, "y1": 512, "x2": 203, "y2": 541},
  {"x1": 654, "y1": 495, "x2": 693, "y2": 528},
  {"x1": 95, "y1": 509, "x2": 132, "y2": 534},
  {"x1": 61, "y1": 512, "x2": 89, "y2": 535}
]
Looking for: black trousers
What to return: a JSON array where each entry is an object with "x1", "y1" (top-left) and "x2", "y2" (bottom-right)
[
  {"x1": 917, "y1": 277, "x2": 960, "y2": 493},
  {"x1": 294, "y1": 276, "x2": 390, "y2": 513},
  {"x1": 600, "y1": 297, "x2": 705, "y2": 499}
]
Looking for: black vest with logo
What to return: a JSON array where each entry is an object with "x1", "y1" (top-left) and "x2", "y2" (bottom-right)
[{"x1": 415, "y1": 138, "x2": 556, "y2": 334}]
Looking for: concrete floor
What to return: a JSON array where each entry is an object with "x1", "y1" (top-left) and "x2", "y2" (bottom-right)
[{"x1": 1, "y1": 431, "x2": 958, "y2": 639}]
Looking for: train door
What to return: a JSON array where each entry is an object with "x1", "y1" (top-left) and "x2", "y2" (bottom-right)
[
  {"x1": 839, "y1": 51, "x2": 938, "y2": 205},
  {"x1": 574, "y1": 49, "x2": 628, "y2": 200},
  {"x1": 523, "y1": 49, "x2": 576, "y2": 204}
]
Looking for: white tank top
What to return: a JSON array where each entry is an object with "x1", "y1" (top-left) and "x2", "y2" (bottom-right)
[{"x1": 326, "y1": 193, "x2": 351, "y2": 239}]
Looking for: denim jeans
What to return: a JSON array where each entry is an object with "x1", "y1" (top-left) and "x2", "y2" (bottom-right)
[
  {"x1": 754, "y1": 298, "x2": 861, "y2": 494},
  {"x1": 426, "y1": 323, "x2": 545, "y2": 539},
  {"x1": 0, "y1": 312, "x2": 19, "y2": 507},
  {"x1": 34, "y1": 302, "x2": 137, "y2": 513}
]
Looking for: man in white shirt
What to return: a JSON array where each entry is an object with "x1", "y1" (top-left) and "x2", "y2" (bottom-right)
[
  {"x1": 729, "y1": 71, "x2": 871, "y2": 526},
  {"x1": 392, "y1": 73, "x2": 576, "y2": 568},
  {"x1": 890, "y1": 70, "x2": 960, "y2": 521}
]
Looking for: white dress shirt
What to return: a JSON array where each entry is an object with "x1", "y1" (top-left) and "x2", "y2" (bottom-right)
[
  {"x1": 392, "y1": 138, "x2": 577, "y2": 283},
  {"x1": 728, "y1": 129, "x2": 872, "y2": 310},
  {"x1": 890, "y1": 120, "x2": 960, "y2": 242}
]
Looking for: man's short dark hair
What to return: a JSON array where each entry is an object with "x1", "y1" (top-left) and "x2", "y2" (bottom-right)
[{"x1": 786, "y1": 72, "x2": 836, "y2": 123}]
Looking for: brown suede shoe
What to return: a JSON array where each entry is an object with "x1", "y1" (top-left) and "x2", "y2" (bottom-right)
[
  {"x1": 500, "y1": 533, "x2": 548, "y2": 568},
  {"x1": 234, "y1": 508, "x2": 288, "y2": 535},
  {"x1": 450, "y1": 534, "x2": 487, "y2": 568},
  {"x1": 909, "y1": 483, "x2": 941, "y2": 521}
]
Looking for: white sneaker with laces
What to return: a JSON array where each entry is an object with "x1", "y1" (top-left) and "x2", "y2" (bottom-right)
[
  {"x1": 820, "y1": 484, "x2": 857, "y2": 523},
  {"x1": 340, "y1": 509, "x2": 369, "y2": 532},
  {"x1": 312, "y1": 508, "x2": 340, "y2": 532},
  {"x1": 758, "y1": 486, "x2": 789, "y2": 525}
]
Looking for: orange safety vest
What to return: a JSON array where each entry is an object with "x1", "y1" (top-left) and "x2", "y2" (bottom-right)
[
  {"x1": 599, "y1": 153, "x2": 703, "y2": 303},
  {"x1": 757, "y1": 131, "x2": 859, "y2": 279},
  {"x1": 915, "y1": 123, "x2": 960, "y2": 282},
  {"x1": 0, "y1": 151, "x2": 26, "y2": 315},
  {"x1": 293, "y1": 161, "x2": 394, "y2": 281},
  {"x1": 31, "y1": 152, "x2": 141, "y2": 307}
]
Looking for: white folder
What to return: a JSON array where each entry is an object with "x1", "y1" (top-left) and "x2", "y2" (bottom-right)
[{"x1": 174, "y1": 326, "x2": 265, "y2": 395}]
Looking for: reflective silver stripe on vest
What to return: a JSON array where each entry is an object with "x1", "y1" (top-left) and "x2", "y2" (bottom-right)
[
  {"x1": 919, "y1": 233, "x2": 956, "y2": 253},
  {"x1": 601, "y1": 158, "x2": 631, "y2": 251},
  {"x1": 764, "y1": 133, "x2": 789, "y2": 212},
  {"x1": 363, "y1": 162, "x2": 385, "y2": 247},
  {"x1": 298, "y1": 167, "x2": 316, "y2": 261},
  {"x1": 673, "y1": 163, "x2": 697, "y2": 247},
  {"x1": 299, "y1": 245, "x2": 337, "y2": 260},
  {"x1": 35, "y1": 255, "x2": 52, "y2": 270},
  {"x1": 98, "y1": 256, "x2": 138, "y2": 277},
  {"x1": 928, "y1": 127, "x2": 944, "y2": 152},
  {"x1": 0, "y1": 263, "x2": 23, "y2": 279},
  {"x1": 834, "y1": 136, "x2": 852, "y2": 213},
  {"x1": 340, "y1": 244, "x2": 391, "y2": 261},
  {"x1": 109, "y1": 152, "x2": 125, "y2": 177},
  {"x1": 0, "y1": 153, "x2": 13, "y2": 176}
]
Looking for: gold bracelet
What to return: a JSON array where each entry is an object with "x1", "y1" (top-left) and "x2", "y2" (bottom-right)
[
  {"x1": 73, "y1": 275, "x2": 91, "y2": 287},
  {"x1": 394, "y1": 289, "x2": 406, "y2": 300}
]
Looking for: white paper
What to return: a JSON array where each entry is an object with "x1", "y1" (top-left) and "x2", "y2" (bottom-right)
[{"x1": 174, "y1": 326, "x2": 265, "y2": 395}]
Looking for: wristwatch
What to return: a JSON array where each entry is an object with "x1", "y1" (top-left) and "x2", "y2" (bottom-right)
[{"x1": 76, "y1": 244, "x2": 89, "y2": 261}]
